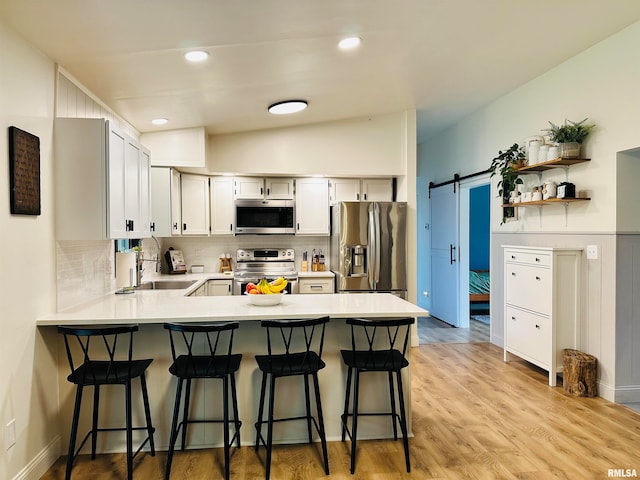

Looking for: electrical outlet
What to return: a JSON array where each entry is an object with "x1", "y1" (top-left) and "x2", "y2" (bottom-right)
[
  {"x1": 5, "y1": 419, "x2": 15, "y2": 450},
  {"x1": 586, "y1": 245, "x2": 599, "y2": 260}
]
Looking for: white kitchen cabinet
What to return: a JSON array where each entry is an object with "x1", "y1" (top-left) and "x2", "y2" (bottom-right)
[
  {"x1": 180, "y1": 174, "x2": 210, "y2": 235},
  {"x1": 140, "y1": 127, "x2": 206, "y2": 168},
  {"x1": 55, "y1": 117, "x2": 151, "y2": 240},
  {"x1": 206, "y1": 279, "x2": 233, "y2": 296},
  {"x1": 329, "y1": 178, "x2": 360, "y2": 202},
  {"x1": 265, "y1": 178, "x2": 295, "y2": 199},
  {"x1": 170, "y1": 169, "x2": 182, "y2": 235},
  {"x1": 362, "y1": 178, "x2": 393, "y2": 201},
  {"x1": 296, "y1": 178, "x2": 330, "y2": 235},
  {"x1": 150, "y1": 167, "x2": 181, "y2": 237},
  {"x1": 209, "y1": 177, "x2": 235, "y2": 235},
  {"x1": 329, "y1": 178, "x2": 392, "y2": 203},
  {"x1": 503, "y1": 246, "x2": 582, "y2": 386},
  {"x1": 299, "y1": 277, "x2": 334, "y2": 294},
  {"x1": 234, "y1": 176, "x2": 294, "y2": 200}
]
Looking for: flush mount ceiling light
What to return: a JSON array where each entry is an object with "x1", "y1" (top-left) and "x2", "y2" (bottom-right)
[
  {"x1": 338, "y1": 36, "x2": 362, "y2": 50},
  {"x1": 184, "y1": 50, "x2": 209, "y2": 62},
  {"x1": 268, "y1": 100, "x2": 308, "y2": 115},
  {"x1": 151, "y1": 118, "x2": 168, "y2": 125}
]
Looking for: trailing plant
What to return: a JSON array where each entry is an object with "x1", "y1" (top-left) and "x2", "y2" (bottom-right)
[
  {"x1": 544, "y1": 118, "x2": 595, "y2": 144},
  {"x1": 489, "y1": 143, "x2": 525, "y2": 224}
]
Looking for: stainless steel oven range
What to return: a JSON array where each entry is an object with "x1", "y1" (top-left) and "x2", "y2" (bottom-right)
[{"x1": 233, "y1": 248, "x2": 298, "y2": 295}]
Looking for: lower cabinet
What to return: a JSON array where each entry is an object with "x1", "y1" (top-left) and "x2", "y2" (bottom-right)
[
  {"x1": 190, "y1": 279, "x2": 233, "y2": 296},
  {"x1": 503, "y1": 245, "x2": 582, "y2": 386},
  {"x1": 206, "y1": 279, "x2": 233, "y2": 296},
  {"x1": 299, "y1": 277, "x2": 334, "y2": 294}
]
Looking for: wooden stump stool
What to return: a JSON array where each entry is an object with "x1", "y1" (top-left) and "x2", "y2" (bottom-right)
[{"x1": 562, "y1": 349, "x2": 597, "y2": 397}]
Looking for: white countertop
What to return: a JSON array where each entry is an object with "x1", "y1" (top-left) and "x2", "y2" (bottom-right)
[
  {"x1": 37, "y1": 286, "x2": 427, "y2": 326},
  {"x1": 297, "y1": 271, "x2": 335, "y2": 278}
]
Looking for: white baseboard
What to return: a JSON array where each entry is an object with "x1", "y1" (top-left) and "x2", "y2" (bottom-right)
[{"x1": 12, "y1": 435, "x2": 61, "y2": 480}]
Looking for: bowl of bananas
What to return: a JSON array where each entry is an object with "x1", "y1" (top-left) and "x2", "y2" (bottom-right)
[{"x1": 245, "y1": 277, "x2": 288, "y2": 306}]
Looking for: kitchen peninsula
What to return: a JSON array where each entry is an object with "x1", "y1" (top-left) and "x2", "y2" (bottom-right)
[{"x1": 37, "y1": 281, "x2": 428, "y2": 453}]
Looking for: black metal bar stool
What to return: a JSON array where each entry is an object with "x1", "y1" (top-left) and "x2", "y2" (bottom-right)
[
  {"x1": 164, "y1": 321, "x2": 242, "y2": 480},
  {"x1": 340, "y1": 317, "x2": 415, "y2": 474},
  {"x1": 254, "y1": 316, "x2": 330, "y2": 480},
  {"x1": 58, "y1": 324, "x2": 156, "y2": 480}
]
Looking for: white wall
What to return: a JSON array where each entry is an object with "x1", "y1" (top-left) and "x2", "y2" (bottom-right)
[
  {"x1": 419, "y1": 20, "x2": 640, "y2": 401},
  {"x1": 0, "y1": 21, "x2": 59, "y2": 480},
  {"x1": 205, "y1": 112, "x2": 409, "y2": 176}
]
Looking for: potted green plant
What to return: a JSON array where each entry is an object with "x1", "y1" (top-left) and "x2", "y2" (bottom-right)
[
  {"x1": 544, "y1": 118, "x2": 595, "y2": 158},
  {"x1": 489, "y1": 143, "x2": 525, "y2": 223}
]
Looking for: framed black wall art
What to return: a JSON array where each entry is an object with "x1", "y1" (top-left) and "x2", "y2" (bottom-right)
[{"x1": 9, "y1": 126, "x2": 41, "y2": 215}]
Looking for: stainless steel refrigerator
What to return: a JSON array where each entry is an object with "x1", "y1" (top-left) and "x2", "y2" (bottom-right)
[{"x1": 330, "y1": 201, "x2": 407, "y2": 297}]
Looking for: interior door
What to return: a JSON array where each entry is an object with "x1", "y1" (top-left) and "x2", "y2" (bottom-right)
[{"x1": 429, "y1": 184, "x2": 460, "y2": 326}]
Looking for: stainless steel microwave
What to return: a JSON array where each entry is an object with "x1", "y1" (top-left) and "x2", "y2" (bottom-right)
[{"x1": 235, "y1": 200, "x2": 295, "y2": 235}]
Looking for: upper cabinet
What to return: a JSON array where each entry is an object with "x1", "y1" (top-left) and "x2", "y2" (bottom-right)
[
  {"x1": 140, "y1": 127, "x2": 206, "y2": 168},
  {"x1": 180, "y1": 173, "x2": 210, "y2": 235},
  {"x1": 150, "y1": 167, "x2": 181, "y2": 237},
  {"x1": 329, "y1": 178, "x2": 392, "y2": 203},
  {"x1": 210, "y1": 176, "x2": 235, "y2": 235},
  {"x1": 55, "y1": 118, "x2": 151, "y2": 240},
  {"x1": 234, "y1": 177, "x2": 294, "y2": 200},
  {"x1": 296, "y1": 178, "x2": 330, "y2": 235}
]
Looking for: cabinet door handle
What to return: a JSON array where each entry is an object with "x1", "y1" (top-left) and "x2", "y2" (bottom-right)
[
  {"x1": 297, "y1": 223, "x2": 300, "y2": 231},
  {"x1": 511, "y1": 272, "x2": 516, "y2": 276},
  {"x1": 230, "y1": 223, "x2": 233, "y2": 231},
  {"x1": 511, "y1": 255, "x2": 516, "y2": 259},
  {"x1": 267, "y1": 188, "x2": 270, "y2": 196},
  {"x1": 511, "y1": 316, "x2": 516, "y2": 320},
  {"x1": 535, "y1": 324, "x2": 541, "y2": 329},
  {"x1": 260, "y1": 187, "x2": 264, "y2": 195},
  {"x1": 364, "y1": 193, "x2": 367, "y2": 200},
  {"x1": 183, "y1": 223, "x2": 187, "y2": 231},
  {"x1": 150, "y1": 222, "x2": 155, "y2": 232},
  {"x1": 535, "y1": 276, "x2": 541, "y2": 281},
  {"x1": 173, "y1": 222, "x2": 178, "y2": 230},
  {"x1": 356, "y1": 193, "x2": 360, "y2": 201},
  {"x1": 450, "y1": 244, "x2": 456, "y2": 264},
  {"x1": 535, "y1": 257, "x2": 541, "y2": 262}
]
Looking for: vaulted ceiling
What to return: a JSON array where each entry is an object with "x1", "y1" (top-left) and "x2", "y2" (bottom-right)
[{"x1": 3, "y1": 1, "x2": 640, "y2": 142}]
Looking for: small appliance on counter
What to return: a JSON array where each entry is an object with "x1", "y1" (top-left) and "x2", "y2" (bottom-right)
[{"x1": 165, "y1": 248, "x2": 187, "y2": 274}]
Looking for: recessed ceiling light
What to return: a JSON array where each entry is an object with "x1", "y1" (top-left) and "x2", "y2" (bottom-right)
[
  {"x1": 151, "y1": 118, "x2": 168, "y2": 126},
  {"x1": 184, "y1": 50, "x2": 209, "y2": 62},
  {"x1": 268, "y1": 100, "x2": 308, "y2": 115},
  {"x1": 338, "y1": 36, "x2": 361, "y2": 50}
]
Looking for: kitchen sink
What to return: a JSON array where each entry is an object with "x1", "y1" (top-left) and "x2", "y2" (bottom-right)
[{"x1": 136, "y1": 280, "x2": 197, "y2": 290}]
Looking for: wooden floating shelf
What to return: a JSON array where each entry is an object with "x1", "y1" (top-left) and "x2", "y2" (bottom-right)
[
  {"x1": 502, "y1": 198, "x2": 591, "y2": 208},
  {"x1": 515, "y1": 157, "x2": 590, "y2": 173}
]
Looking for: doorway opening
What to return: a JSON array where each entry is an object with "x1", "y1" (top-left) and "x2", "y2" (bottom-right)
[{"x1": 418, "y1": 176, "x2": 491, "y2": 344}]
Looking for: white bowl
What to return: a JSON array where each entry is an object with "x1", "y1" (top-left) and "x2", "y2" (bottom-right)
[{"x1": 245, "y1": 291, "x2": 286, "y2": 306}]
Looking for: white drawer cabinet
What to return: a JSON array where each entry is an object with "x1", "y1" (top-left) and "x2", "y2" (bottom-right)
[
  {"x1": 299, "y1": 277, "x2": 334, "y2": 294},
  {"x1": 503, "y1": 246, "x2": 582, "y2": 386}
]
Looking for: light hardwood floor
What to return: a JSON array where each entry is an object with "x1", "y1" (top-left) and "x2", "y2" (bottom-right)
[{"x1": 41, "y1": 342, "x2": 640, "y2": 479}]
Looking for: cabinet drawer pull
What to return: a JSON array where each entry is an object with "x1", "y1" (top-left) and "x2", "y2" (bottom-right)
[
  {"x1": 310, "y1": 285, "x2": 323, "y2": 290},
  {"x1": 511, "y1": 255, "x2": 516, "y2": 259},
  {"x1": 535, "y1": 276, "x2": 541, "y2": 281},
  {"x1": 535, "y1": 324, "x2": 541, "y2": 329},
  {"x1": 535, "y1": 257, "x2": 541, "y2": 262},
  {"x1": 511, "y1": 316, "x2": 516, "y2": 320},
  {"x1": 511, "y1": 272, "x2": 516, "y2": 276}
]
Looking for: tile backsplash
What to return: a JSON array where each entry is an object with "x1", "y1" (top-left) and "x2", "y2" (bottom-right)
[
  {"x1": 55, "y1": 236, "x2": 330, "y2": 311},
  {"x1": 143, "y1": 235, "x2": 330, "y2": 274},
  {"x1": 57, "y1": 240, "x2": 115, "y2": 310}
]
